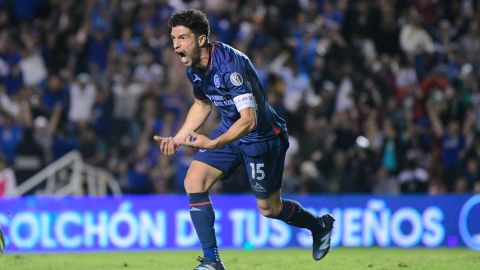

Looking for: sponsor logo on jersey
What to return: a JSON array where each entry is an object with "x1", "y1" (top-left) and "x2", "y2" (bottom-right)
[
  {"x1": 230, "y1": 72, "x2": 243, "y2": 86},
  {"x1": 205, "y1": 94, "x2": 234, "y2": 107}
]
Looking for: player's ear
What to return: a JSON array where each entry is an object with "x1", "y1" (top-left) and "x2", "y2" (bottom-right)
[{"x1": 198, "y1": 34, "x2": 207, "y2": 47}]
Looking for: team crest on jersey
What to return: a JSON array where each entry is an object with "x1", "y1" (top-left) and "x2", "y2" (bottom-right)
[
  {"x1": 230, "y1": 72, "x2": 243, "y2": 86},
  {"x1": 214, "y1": 74, "x2": 221, "y2": 88}
]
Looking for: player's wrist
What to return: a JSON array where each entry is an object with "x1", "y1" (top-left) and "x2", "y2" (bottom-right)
[
  {"x1": 173, "y1": 135, "x2": 186, "y2": 145},
  {"x1": 209, "y1": 138, "x2": 221, "y2": 149}
]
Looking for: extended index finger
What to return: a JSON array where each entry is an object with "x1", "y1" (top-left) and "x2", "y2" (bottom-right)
[
  {"x1": 153, "y1": 135, "x2": 170, "y2": 154},
  {"x1": 153, "y1": 135, "x2": 166, "y2": 141}
]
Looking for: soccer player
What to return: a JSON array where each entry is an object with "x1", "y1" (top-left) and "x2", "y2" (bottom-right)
[{"x1": 154, "y1": 9, "x2": 335, "y2": 270}]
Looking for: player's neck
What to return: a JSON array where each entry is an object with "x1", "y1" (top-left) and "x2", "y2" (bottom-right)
[{"x1": 196, "y1": 43, "x2": 212, "y2": 70}]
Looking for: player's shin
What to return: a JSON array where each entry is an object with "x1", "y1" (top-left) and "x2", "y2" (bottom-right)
[
  {"x1": 271, "y1": 199, "x2": 318, "y2": 231},
  {"x1": 188, "y1": 192, "x2": 221, "y2": 262}
]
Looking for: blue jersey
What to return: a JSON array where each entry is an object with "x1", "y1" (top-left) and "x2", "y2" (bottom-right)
[{"x1": 186, "y1": 41, "x2": 287, "y2": 143}]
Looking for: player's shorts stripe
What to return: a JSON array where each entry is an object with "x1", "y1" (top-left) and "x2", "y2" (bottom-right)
[{"x1": 190, "y1": 201, "x2": 212, "y2": 207}]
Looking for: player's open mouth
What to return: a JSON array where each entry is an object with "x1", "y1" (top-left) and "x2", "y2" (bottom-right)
[{"x1": 176, "y1": 51, "x2": 189, "y2": 64}]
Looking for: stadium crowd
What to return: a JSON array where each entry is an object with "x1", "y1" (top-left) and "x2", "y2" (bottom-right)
[{"x1": 1, "y1": 0, "x2": 480, "y2": 196}]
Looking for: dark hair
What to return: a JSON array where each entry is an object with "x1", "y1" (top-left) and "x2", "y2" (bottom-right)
[{"x1": 168, "y1": 9, "x2": 210, "y2": 38}]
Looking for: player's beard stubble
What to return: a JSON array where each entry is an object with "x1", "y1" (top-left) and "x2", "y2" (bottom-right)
[{"x1": 190, "y1": 42, "x2": 201, "y2": 67}]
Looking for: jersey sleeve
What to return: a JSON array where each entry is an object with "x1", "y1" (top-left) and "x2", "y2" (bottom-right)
[
  {"x1": 222, "y1": 57, "x2": 256, "y2": 112},
  {"x1": 192, "y1": 84, "x2": 206, "y2": 99},
  {"x1": 186, "y1": 69, "x2": 207, "y2": 99}
]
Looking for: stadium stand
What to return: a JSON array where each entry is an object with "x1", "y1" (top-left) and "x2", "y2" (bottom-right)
[{"x1": 1, "y1": 0, "x2": 480, "y2": 196}]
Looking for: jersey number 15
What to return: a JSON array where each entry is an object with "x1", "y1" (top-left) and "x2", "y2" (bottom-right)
[{"x1": 249, "y1": 163, "x2": 265, "y2": 180}]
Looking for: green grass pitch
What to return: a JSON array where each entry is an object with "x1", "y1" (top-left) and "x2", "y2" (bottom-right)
[{"x1": 1, "y1": 248, "x2": 478, "y2": 270}]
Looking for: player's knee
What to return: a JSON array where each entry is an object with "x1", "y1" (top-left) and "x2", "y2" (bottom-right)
[
  {"x1": 184, "y1": 176, "x2": 207, "y2": 193},
  {"x1": 258, "y1": 204, "x2": 281, "y2": 218}
]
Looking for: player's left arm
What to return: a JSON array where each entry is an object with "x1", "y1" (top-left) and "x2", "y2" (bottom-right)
[
  {"x1": 181, "y1": 107, "x2": 256, "y2": 150},
  {"x1": 215, "y1": 106, "x2": 257, "y2": 146}
]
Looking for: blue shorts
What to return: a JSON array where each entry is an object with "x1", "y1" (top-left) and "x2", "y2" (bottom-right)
[{"x1": 194, "y1": 129, "x2": 289, "y2": 199}]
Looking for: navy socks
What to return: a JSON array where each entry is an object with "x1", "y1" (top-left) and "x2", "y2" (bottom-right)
[
  {"x1": 188, "y1": 195, "x2": 316, "y2": 261},
  {"x1": 273, "y1": 199, "x2": 318, "y2": 231},
  {"x1": 188, "y1": 192, "x2": 220, "y2": 262}
]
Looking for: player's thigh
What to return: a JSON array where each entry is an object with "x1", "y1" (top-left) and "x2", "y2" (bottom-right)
[
  {"x1": 184, "y1": 160, "x2": 224, "y2": 193},
  {"x1": 188, "y1": 143, "x2": 242, "y2": 193},
  {"x1": 240, "y1": 135, "x2": 289, "y2": 200}
]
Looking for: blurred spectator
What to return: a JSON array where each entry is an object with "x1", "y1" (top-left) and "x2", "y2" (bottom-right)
[
  {"x1": 343, "y1": 144, "x2": 376, "y2": 193},
  {"x1": 373, "y1": 168, "x2": 399, "y2": 195},
  {"x1": 0, "y1": 114, "x2": 23, "y2": 165},
  {"x1": 78, "y1": 125, "x2": 106, "y2": 166},
  {"x1": 399, "y1": 7, "x2": 436, "y2": 79},
  {"x1": 399, "y1": 8, "x2": 435, "y2": 57},
  {"x1": 124, "y1": 139, "x2": 155, "y2": 194},
  {"x1": 91, "y1": 87, "x2": 113, "y2": 139},
  {"x1": 87, "y1": 27, "x2": 110, "y2": 80},
  {"x1": 282, "y1": 165, "x2": 299, "y2": 194},
  {"x1": 133, "y1": 51, "x2": 164, "y2": 87},
  {"x1": 19, "y1": 32, "x2": 47, "y2": 87},
  {"x1": 269, "y1": 52, "x2": 314, "y2": 115},
  {"x1": 397, "y1": 157, "x2": 428, "y2": 193},
  {"x1": 427, "y1": 101, "x2": 474, "y2": 191},
  {"x1": 454, "y1": 177, "x2": 468, "y2": 194},
  {"x1": 0, "y1": 31, "x2": 23, "y2": 95},
  {"x1": 172, "y1": 146, "x2": 195, "y2": 193},
  {"x1": 464, "y1": 158, "x2": 479, "y2": 190},
  {"x1": 68, "y1": 73, "x2": 96, "y2": 131},
  {"x1": 334, "y1": 64, "x2": 355, "y2": 114},
  {"x1": 474, "y1": 181, "x2": 480, "y2": 194},
  {"x1": 33, "y1": 115, "x2": 55, "y2": 163},
  {"x1": 298, "y1": 160, "x2": 328, "y2": 194},
  {"x1": 380, "y1": 120, "x2": 404, "y2": 175},
  {"x1": 150, "y1": 155, "x2": 175, "y2": 193},
  {"x1": 328, "y1": 150, "x2": 349, "y2": 193},
  {"x1": 111, "y1": 71, "x2": 145, "y2": 145},
  {"x1": 114, "y1": 27, "x2": 141, "y2": 56},
  {"x1": 460, "y1": 21, "x2": 480, "y2": 75},
  {"x1": 40, "y1": 74, "x2": 68, "y2": 114}
]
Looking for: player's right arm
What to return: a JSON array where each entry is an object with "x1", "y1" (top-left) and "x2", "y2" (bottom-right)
[
  {"x1": 154, "y1": 97, "x2": 212, "y2": 155},
  {"x1": 174, "y1": 97, "x2": 212, "y2": 144}
]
